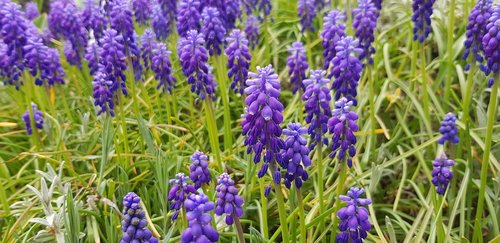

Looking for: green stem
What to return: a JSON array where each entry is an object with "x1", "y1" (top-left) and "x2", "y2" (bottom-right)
[
  {"x1": 203, "y1": 99, "x2": 223, "y2": 171},
  {"x1": 420, "y1": 43, "x2": 431, "y2": 132},
  {"x1": 233, "y1": 213, "x2": 246, "y2": 243},
  {"x1": 368, "y1": 65, "x2": 376, "y2": 162},
  {"x1": 259, "y1": 177, "x2": 269, "y2": 240},
  {"x1": 289, "y1": 186, "x2": 297, "y2": 241},
  {"x1": 443, "y1": 0, "x2": 456, "y2": 112},
  {"x1": 317, "y1": 142, "x2": 325, "y2": 238},
  {"x1": 330, "y1": 164, "x2": 348, "y2": 242},
  {"x1": 215, "y1": 55, "x2": 233, "y2": 152},
  {"x1": 23, "y1": 73, "x2": 41, "y2": 151},
  {"x1": 297, "y1": 188, "x2": 306, "y2": 243},
  {"x1": 270, "y1": 162, "x2": 290, "y2": 243},
  {"x1": 434, "y1": 193, "x2": 445, "y2": 242},
  {"x1": 472, "y1": 75, "x2": 499, "y2": 243},
  {"x1": 346, "y1": 0, "x2": 353, "y2": 35}
]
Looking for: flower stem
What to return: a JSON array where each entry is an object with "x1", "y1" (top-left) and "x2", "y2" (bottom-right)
[
  {"x1": 368, "y1": 64, "x2": 376, "y2": 162},
  {"x1": 204, "y1": 98, "x2": 223, "y2": 171},
  {"x1": 233, "y1": 213, "x2": 246, "y2": 243},
  {"x1": 297, "y1": 187, "x2": 306, "y2": 243},
  {"x1": 316, "y1": 142, "x2": 325, "y2": 238},
  {"x1": 434, "y1": 192, "x2": 445, "y2": 242},
  {"x1": 330, "y1": 164, "x2": 348, "y2": 242},
  {"x1": 215, "y1": 55, "x2": 233, "y2": 153},
  {"x1": 472, "y1": 75, "x2": 499, "y2": 243},
  {"x1": 270, "y1": 162, "x2": 290, "y2": 243},
  {"x1": 443, "y1": 0, "x2": 456, "y2": 112},
  {"x1": 259, "y1": 177, "x2": 269, "y2": 240},
  {"x1": 420, "y1": 44, "x2": 431, "y2": 127},
  {"x1": 23, "y1": 72, "x2": 41, "y2": 151}
]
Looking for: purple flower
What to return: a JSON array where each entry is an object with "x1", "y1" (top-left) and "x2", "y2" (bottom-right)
[
  {"x1": 23, "y1": 104, "x2": 43, "y2": 135},
  {"x1": 438, "y1": 112, "x2": 459, "y2": 145},
  {"x1": 298, "y1": 0, "x2": 316, "y2": 32},
  {"x1": 176, "y1": 0, "x2": 201, "y2": 37},
  {"x1": 330, "y1": 36, "x2": 362, "y2": 104},
  {"x1": 177, "y1": 30, "x2": 216, "y2": 101},
  {"x1": 99, "y1": 29, "x2": 128, "y2": 95},
  {"x1": 82, "y1": 0, "x2": 107, "y2": 41},
  {"x1": 242, "y1": 65, "x2": 285, "y2": 182},
  {"x1": 432, "y1": 154, "x2": 455, "y2": 195},
  {"x1": 215, "y1": 173, "x2": 244, "y2": 225},
  {"x1": 353, "y1": 0, "x2": 379, "y2": 64},
  {"x1": 258, "y1": 0, "x2": 272, "y2": 18},
  {"x1": 224, "y1": 0, "x2": 242, "y2": 29},
  {"x1": 132, "y1": 0, "x2": 151, "y2": 25},
  {"x1": 243, "y1": 0, "x2": 257, "y2": 14},
  {"x1": 321, "y1": 11, "x2": 346, "y2": 70},
  {"x1": 25, "y1": 2, "x2": 39, "y2": 20},
  {"x1": 168, "y1": 173, "x2": 197, "y2": 221},
  {"x1": 412, "y1": 0, "x2": 436, "y2": 43},
  {"x1": 279, "y1": 123, "x2": 311, "y2": 188},
  {"x1": 63, "y1": 40, "x2": 81, "y2": 67},
  {"x1": 158, "y1": 0, "x2": 177, "y2": 25},
  {"x1": 189, "y1": 151, "x2": 211, "y2": 189},
  {"x1": 152, "y1": 43, "x2": 176, "y2": 93},
  {"x1": 302, "y1": 70, "x2": 331, "y2": 151},
  {"x1": 201, "y1": 7, "x2": 226, "y2": 56},
  {"x1": 314, "y1": 0, "x2": 327, "y2": 12},
  {"x1": 181, "y1": 193, "x2": 219, "y2": 243},
  {"x1": 226, "y1": 29, "x2": 252, "y2": 95},
  {"x1": 120, "y1": 192, "x2": 159, "y2": 243},
  {"x1": 287, "y1": 41, "x2": 309, "y2": 94},
  {"x1": 109, "y1": 0, "x2": 135, "y2": 40},
  {"x1": 328, "y1": 98, "x2": 358, "y2": 167},
  {"x1": 24, "y1": 33, "x2": 65, "y2": 86},
  {"x1": 140, "y1": 29, "x2": 157, "y2": 70},
  {"x1": 336, "y1": 187, "x2": 372, "y2": 243},
  {"x1": 244, "y1": 15, "x2": 260, "y2": 50},
  {"x1": 85, "y1": 41, "x2": 102, "y2": 75},
  {"x1": 92, "y1": 70, "x2": 115, "y2": 116},
  {"x1": 373, "y1": 0, "x2": 382, "y2": 10},
  {"x1": 463, "y1": 0, "x2": 492, "y2": 72},
  {"x1": 151, "y1": 3, "x2": 170, "y2": 41},
  {"x1": 483, "y1": 4, "x2": 500, "y2": 86}
]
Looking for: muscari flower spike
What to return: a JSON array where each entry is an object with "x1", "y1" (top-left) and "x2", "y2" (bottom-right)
[
  {"x1": 328, "y1": 98, "x2": 359, "y2": 168},
  {"x1": 151, "y1": 3, "x2": 170, "y2": 41},
  {"x1": 302, "y1": 70, "x2": 331, "y2": 151},
  {"x1": 321, "y1": 10, "x2": 346, "y2": 70},
  {"x1": 178, "y1": 30, "x2": 216, "y2": 101},
  {"x1": 120, "y1": 192, "x2": 159, "y2": 243},
  {"x1": 438, "y1": 112, "x2": 459, "y2": 145},
  {"x1": 336, "y1": 187, "x2": 372, "y2": 243},
  {"x1": 24, "y1": 33, "x2": 65, "y2": 86},
  {"x1": 92, "y1": 70, "x2": 115, "y2": 116},
  {"x1": 158, "y1": 0, "x2": 177, "y2": 25},
  {"x1": 215, "y1": 173, "x2": 244, "y2": 225},
  {"x1": 298, "y1": 0, "x2": 316, "y2": 32},
  {"x1": 242, "y1": 65, "x2": 285, "y2": 183},
  {"x1": 244, "y1": 15, "x2": 260, "y2": 50},
  {"x1": 258, "y1": 0, "x2": 272, "y2": 18},
  {"x1": 225, "y1": 0, "x2": 242, "y2": 30},
  {"x1": 279, "y1": 123, "x2": 311, "y2": 189},
  {"x1": 132, "y1": 0, "x2": 151, "y2": 25},
  {"x1": 25, "y1": 2, "x2": 39, "y2": 20},
  {"x1": 201, "y1": 7, "x2": 226, "y2": 56},
  {"x1": 82, "y1": 0, "x2": 107, "y2": 41},
  {"x1": 98, "y1": 29, "x2": 128, "y2": 95},
  {"x1": 226, "y1": 29, "x2": 252, "y2": 95},
  {"x1": 463, "y1": 0, "x2": 492, "y2": 72},
  {"x1": 168, "y1": 173, "x2": 197, "y2": 220},
  {"x1": 181, "y1": 193, "x2": 219, "y2": 243},
  {"x1": 243, "y1": 0, "x2": 257, "y2": 15},
  {"x1": 189, "y1": 150, "x2": 211, "y2": 189},
  {"x1": 353, "y1": 0, "x2": 379, "y2": 64},
  {"x1": 482, "y1": 4, "x2": 500, "y2": 86},
  {"x1": 140, "y1": 29, "x2": 157, "y2": 70},
  {"x1": 287, "y1": 41, "x2": 309, "y2": 94},
  {"x1": 152, "y1": 42, "x2": 176, "y2": 93},
  {"x1": 411, "y1": 0, "x2": 436, "y2": 43},
  {"x1": 85, "y1": 41, "x2": 102, "y2": 75},
  {"x1": 330, "y1": 36, "x2": 363, "y2": 104},
  {"x1": 373, "y1": 0, "x2": 383, "y2": 10},
  {"x1": 314, "y1": 0, "x2": 327, "y2": 12},
  {"x1": 23, "y1": 104, "x2": 43, "y2": 135},
  {"x1": 177, "y1": 0, "x2": 202, "y2": 37},
  {"x1": 432, "y1": 154, "x2": 455, "y2": 195}
]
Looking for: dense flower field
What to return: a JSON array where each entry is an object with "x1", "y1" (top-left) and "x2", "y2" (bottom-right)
[{"x1": 0, "y1": 0, "x2": 499, "y2": 242}]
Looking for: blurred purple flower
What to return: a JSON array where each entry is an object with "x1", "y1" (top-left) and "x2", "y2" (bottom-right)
[
  {"x1": 279, "y1": 123, "x2": 311, "y2": 188},
  {"x1": 181, "y1": 193, "x2": 219, "y2": 243},
  {"x1": 25, "y1": 2, "x2": 39, "y2": 20},
  {"x1": 215, "y1": 173, "x2": 244, "y2": 225},
  {"x1": 168, "y1": 173, "x2": 197, "y2": 221},
  {"x1": 189, "y1": 150, "x2": 211, "y2": 189},
  {"x1": 82, "y1": 0, "x2": 107, "y2": 41},
  {"x1": 177, "y1": 0, "x2": 201, "y2": 37},
  {"x1": 482, "y1": 4, "x2": 500, "y2": 86},
  {"x1": 140, "y1": 29, "x2": 157, "y2": 70},
  {"x1": 258, "y1": 0, "x2": 272, "y2": 18},
  {"x1": 438, "y1": 112, "x2": 459, "y2": 145},
  {"x1": 336, "y1": 187, "x2": 372, "y2": 242},
  {"x1": 463, "y1": 0, "x2": 492, "y2": 72},
  {"x1": 23, "y1": 104, "x2": 43, "y2": 135},
  {"x1": 244, "y1": 15, "x2": 260, "y2": 49},
  {"x1": 201, "y1": 7, "x2": 226, "y2": 56},
  {"x1": 151, "y1": 3, "x2": 170, "y2": 41},
  {"x1": 328, "y1": 98, "x2": 358, "y2": 167},
  {"x1": 412, "y1": 0, "x2": 436, "y2": 43},
  {"x1": 226, "y1": 29, "x2": 252, "y2": 95},
  {"x1": 99, "y1": 29, "x2": 128, "y2": 95},
  {"x1": 298, "y1": 0, "x2": 316, "y2": 32},
  {"x1": 85, "y1": 41, "x2": 102, "y2": 75},
  {"x1": 353, "y1": 0, "x2": 379, "y2": 64},
  {"x1": 120, "y1": 192, "x2": 159, "y2": 243},
  {"x1": 330, "y1": 36, "x2": 362, "y2": 104},
  {"x1": 152, "y1": 43, "x2": 176, "y2": 93},
  {"x1": 92, "y1": 70, "x2": 115, "y2": 116},
  {"x1": 287, "y1": 41, "x2": 309, "y2": 94},
  {"x1": 432, "y1": 154, "x2": 455, "y2": 195},
  {"x1": 24, "y1": 33, "x2": 65, "y2": 86},
  {"x1": 321, "y1": 11, "x2": 346, "y2": 69},
  {"x1": 132, "y1": 0, "x2": 151, "y2": 25},
  {"x1": 158, "y1": 0, "x2": 177, "y2": 25}
]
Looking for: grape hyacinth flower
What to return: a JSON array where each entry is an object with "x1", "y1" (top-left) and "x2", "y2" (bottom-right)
[
  {"x1": 151, "y1": 3, "x2": 170, "y2": 41},
  {"x1": 224, "y1": 0, "x2": 242, "y2": 29},
  {"x1": 168, "y1": 173, "x2": 196, "y2": 220},
  {"x1": 258, "y1": 0, "x2": 272, "y2": 18},
  {"x1": 152, "y1": 43, "x2": 176, "y2": 93},
  {"x1": 353, "y1": 0, "x2": 379, "y2": 64},
  {"x1": 321, "y1": 11, "x2": 346, "y2": 70},
  {"x1": 226, "y1": 29, "x2": 252, "y2": 95},
  {"x1": 25, "y1": 2, "x2": 39, "y2": 20},
  {"x1": 92, "y1": 71, "x2": 115, "y2": 116},
  {"x1": 279, "y1": 123, "x2": 311, "y2": 188},
  {"x1": 99, "y1": 29, "x2": 128, "y2": 95},
  {"x1": 463, "y1": 0, "x2": 492, "y2": 72},
  {"x1": 63, "y1": 40, "x2": 81, "y2": 67},
  {"x1": 298, "y1": 0, "x2": 316, "y2": 32},
  {"x1": 178, "y1": 30, "x2": 216, "y2": 101},
  {"x1": 189, "y1": 151, "x2": 211, "y2": 189},
  {"x1": 373, "y1": 0, "x2": 383, "y2": 10},
  {"x1": 24, "y1": 34, "x2": 65, "y2": 86},
  {"x1": 243, "y1": 0, "x2": 257, "y2": 15},
  {"x1": 483, "y1": 4, "x2": 500, "y2": 86},
  {"x1": 85, "y1": 41, "x2": 101, "y2": 75},
  {"x1": 215, "y1": 173, "x2": 244, "y2": 225},
  {"x1": 132, "y1": 0, "x2": 151, "y2": 25},
  {"x1": 287, "y1": 41, "x2": 309, "y2": 94},
  {"x1": 201, "y1": 7, "x2": 226, "y2": 56},
  {"x1": 412, "y1": 0, "x2": 436, "y2": 43},
  {"x1": 177, "y1": 0, "x2": 202, "y2": 37},
  {"x1": 158, "y1": 0, "x2": 177, "y2": 25},
  {"x1": 140, "y1": 29, "x2": 157, "y2": 70},
  {"x1": 437, "y1": 112, "x2": 459, "y2": 145},
  {"x1": 23, "y1": 104, "x2": 43, "y2": 135},
  {"x1": 244, "y1": 15, "x2": 260, "y2": 49},
  {"x1": 242, "y1": 65, "x2": 285, "y2": 182},
  {"x1": 328, "y1": 98, "x2": 359, "y2": 167},
  {"x1": 82, "y1": 0, "x2": 107, "y2": 41},
  {"x1": 314, "y1": 0, "x2": 327, "y2": 12},
  {"x1": 120, "y1": 192, "x2": 159, "y2": 243},
  {"x1": 432, "y1": 154, "x2": 455, "y2": 195},
  {"x1": 336, "y1": 187, "x2": 372, "y2": 243},
  {"x1": 330, "y1": 37, "x2": 363, "y2": 104},
  {"x1": 181, "y1": 193, "x2": 219, "y2": 243},
  {"x1": 302, "y1": 70, "x2": 331, "y2": 151}
]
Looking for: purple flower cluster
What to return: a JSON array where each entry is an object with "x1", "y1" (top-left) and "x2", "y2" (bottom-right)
[
  {"x1": 182, "y1": 193, "x2": 219, "y2": 243},
  {"x1": 243, "y1": 0, "x2": 257, "y2": 15},
  {"x1": 438, "y1": 113, "x2": 459, "y2": 145},
  {"x1": 328, "y1": 98, "x2": 359, "y2": 167},
  {"x1": 298, "y1": 0, "x2": 316, "y2": 32},
  {"x1": 25, "y1": 2, "x2": 39, "y2": 20},
  {"x1": 279, "y1": 123, "x2": 311, "y2": 188},
  {"x1": 258, "y1": 0, "x2": 272, "y2": 18},
  {"x1": 151, "y1": 3, "x2": 170, "y2": 41},
  {"x1": 120, "y1": 192, "x2": 158, "y2": 243},
  {"x1": 287, "y1": 41, "x2": 309, "y2": 94},
  {"x1": 411, "y1": 0, "x2": 436, "y2": 43},
  {"x1": 132, "y1": 0, "x2": 151, "y2": 25},
  {"x1": 215, "y1": 173, "x2": 244, "y2": 225},
  {"x1": 178, "y1": 30, "x2": 216, "y2": 101},
  {"x1": 158, "y1": 0, "x2": 177, "y2": 26},
  {"x1": 432, "y1": 154, "x2": 455, "y2": 195},
  {"x1": 353, "y1": 0, "x2": 379, "y2": 64},
  {"x1": 140, "y1": 29, "x2": 157, "y2": 70},
  {"x1": 92, "y1": 71, "x2": 115, "y2": 116},
  {"x1": 24, "y1": 33, "x2": 65, "y2": 86},
  {"x1": 177, "y1": 0, "x2": 202, "y2": 37},
  {"x1": 302, "y1": 70, "x2": 331, "y2": 151},
  {"x1": 373, "y1": 0, "x2": 383, "y2": 10},
  {"x1": 201, "y1": 7, "x2": 226, "y2": 56},
  {"x1": 244, "y1": 16, "x2": 260, "y2": 49},
  {"x1": 168, "y1": 173, "x2": 197, "y2": 220},
  {"x1": 189, "y1": 150, "x2": 211, "y2": 189},
  {"x1": 463, "y1": 0, "x2": 492, "y2": 72},
  {"x1": 330, "y1": 37, "x2": 362, "y2": 104},
  {"x1": 321, "y1": 11, "x2": 346, "y2": 70},
  {"x1": 336, "y1": 187, "x2": 372, "y2": 243},
  {"x1": 314, "y1": 0, "x2": 327, "y2": 12},
  {"x1": 82, "y1": 0, "x2": 107, "y2": 41},
  {"x1": 23, "y1": 104, "x2": 43, "y2": 135},
  {"x1": 226, "y1": 29, "x2": 252, "y2": 94},
  {"x1": 242, "y1": 65, "x2": 285, "y2": 180},
  {"x1": 483, "y1": 4, "x2": 500, "y2": 86},
  {"x1": 152, "y1": 43, "x2": 176, "y2": 93},
  {"x1": 84, "y1": 41, "x2": 101, "y2": 75}
]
